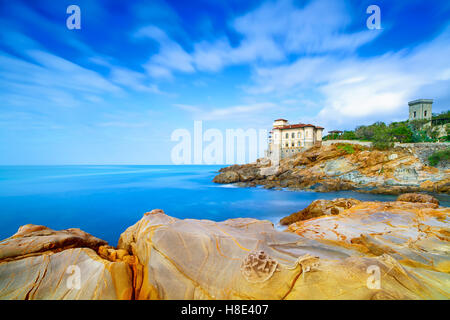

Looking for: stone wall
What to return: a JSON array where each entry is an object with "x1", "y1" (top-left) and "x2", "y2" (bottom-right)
[
  {"x1": 394, "y1": 142, "x2": 450, "y2": 166},
  {"x1": 322, "y1": 141, "x2": 449, "y2": 166},
  {"x1": 322, "y1": 140, "x2": 373, "y2": 147}
]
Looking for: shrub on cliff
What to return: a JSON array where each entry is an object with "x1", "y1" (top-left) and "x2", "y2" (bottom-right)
[
  {"x1": 428, "y1": 148, "x2": 450, "y2": 166},
  {"x1": 336, "y1": 144, "x2": 355, "y2": 154},
  {"x1": 389, "y1": 122, "x2": 414, "y2": 142},
  {"x1": 355, "y1": 122, "x2": 382, "y2": 141},
  {"x1": 444, "y1": 124, "x2": 450, "y2": 142},
  {"x1": 323, "y1": 133, "x2": 340, "y2": 140},
  {"x1": 372, "y1": 123, "x2": 394, "y2": 150},
  {"x1": 324, "y1": 131, "x2": 358, "y2": 141},
  {"x1": 340, "y1": 130, "x2": 358, "y2": 140}
]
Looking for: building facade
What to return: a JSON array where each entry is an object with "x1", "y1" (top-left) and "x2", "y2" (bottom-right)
[
  {"x1": 266, "y1": 119, "x2": 324, "y2": 160},
  {"x1": 408, "y1": 99, "x2": 433, "y2": 121}
]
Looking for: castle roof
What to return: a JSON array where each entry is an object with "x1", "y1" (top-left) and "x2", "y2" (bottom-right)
[
  {"x1": 275, "y1": 123, "x2": 323, "y2": 130},
  {"x1": 408, "y1": 99, "x2": 433, "y2": 106},
  {"x1": 274, "y1": 118, "x2": 288, "y2": 121}
]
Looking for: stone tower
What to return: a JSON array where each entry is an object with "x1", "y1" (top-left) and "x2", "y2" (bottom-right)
[{"x1": 408, "y1": 99, "x2": 433, "y2": 121}]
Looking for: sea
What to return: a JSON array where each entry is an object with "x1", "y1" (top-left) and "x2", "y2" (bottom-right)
[{"x1": 0, "y1": 165, "x2": 448, "y2": 245}]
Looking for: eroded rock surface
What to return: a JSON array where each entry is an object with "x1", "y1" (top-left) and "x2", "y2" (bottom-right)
[
  {"x1": 119, "y1": 205, "x2": 449, "y2": 299},
  {"x1": 397, "y1": 193, "x2": 440, "y2": 205},
  {"x1": 287, "y1": 200, "x2": 450, "y2": 299},
  {"x1": 213, "y1": 144, "x2": 450, "y2": 194},
  {"x1": 0, "y1": 225, "x2": 134, "y2": 300},
  {"x1": 280, "y1": 198, "x2": 361, "y2": 225},
  {"x1": 1, "y1": 199, "x2": 449, "y2": 300}
]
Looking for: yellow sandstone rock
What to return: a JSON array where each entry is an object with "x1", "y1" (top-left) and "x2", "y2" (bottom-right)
[
  {"x1": 0, "y1": 226, "x2": 133, "y2": 300},
  {"x1": 119, "y1": 204, "x2": 450, "y2": 300},
  {"x1": 1, "y1": 198, "x2": 449, "y2": 300}
]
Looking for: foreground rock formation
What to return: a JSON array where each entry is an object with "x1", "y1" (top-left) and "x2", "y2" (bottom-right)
[
  {"x1": 0, "y1": 225, "x2": 134, "y2": 299},
  {"x1": 0, "y1": 195, "x2": 449, "y2": 299},
  {"x1": 213, "y1": 144, "x2": 450, "y2": 194}
]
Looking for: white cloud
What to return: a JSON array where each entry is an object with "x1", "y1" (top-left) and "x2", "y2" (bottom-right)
[
  {"x1": 191, "y1": 0, "x2": 378, "y2": 71},
  {"x1": 137, "y1": 0, "x2": 378, "y2": 76},
  {"x1": 173, "y1": 103, "x2": 202, "y2": 113},
  {"x1": 174, "y1": 102, "x2": 276, "y2": 121},
  {"x1": 246, "y1": 25, "x2": 450, "y2": 129},
  {"x1": 109, "y1": 67, "x2": 163, "y2": 94},
  {"x1": 136, "y1": 26, "x2": 194, "y2": 78},
  {"x1": 0, "y1": 49, "x2": 123, "y2": 110}
]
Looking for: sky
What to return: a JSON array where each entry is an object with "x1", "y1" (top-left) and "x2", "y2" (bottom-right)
[{"x1": 0, "y1": 0, "x2": 449, "y2": 164}]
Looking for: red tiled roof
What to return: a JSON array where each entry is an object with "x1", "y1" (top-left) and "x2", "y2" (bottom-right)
[
  {"x1": 275, "y1": 123, "x2": 323, "y2": 129},
  {"x1": 274, "y1": 118, "x2": 288, "y2": 121}
]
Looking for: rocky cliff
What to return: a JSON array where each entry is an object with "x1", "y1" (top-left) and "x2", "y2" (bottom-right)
[
  {"x1": 213, "y1": 144, "x2": 450, "y2": 194},
  {"x1": 0, "y1": 194, "x2": 449, "y2": 300}
]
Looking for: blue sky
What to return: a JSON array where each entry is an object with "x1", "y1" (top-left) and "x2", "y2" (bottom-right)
[{"x1": 0, "y1": 0, "x2": 449, "y2": 164}]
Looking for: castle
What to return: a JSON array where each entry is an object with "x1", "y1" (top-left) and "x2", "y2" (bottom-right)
[
  {"x1": 408, "y1": 99, "x2": 433, "y2": 121},
  {"x1": 266, "y1": 119, "x2": 324, "y2": 161}
]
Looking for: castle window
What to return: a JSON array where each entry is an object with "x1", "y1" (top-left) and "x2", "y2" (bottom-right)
[
  {"x1": 413, "y1": 111, "x2": 416, "y2": 118},
  {"x1": 285, "y1": 143, "x2": 288, "y2": 147},
  {"x1": 298, "y1": 141, "x2": 301, "y2": 146},
  {"x1": 291, "y1": 142, "x2": 295, "y2": 147},
  {"x1": 285, "y1": 133, "x2": 289, "y2": 139},
  {"x1": 291, "y1": 133, "x2": 295, "y2": 138},
  {"x1": 298, "y1": 132, "x2": 301, "y2": 138},
  {"x1": 424, "y1": 111, "x2": 427, "y2": 117}
]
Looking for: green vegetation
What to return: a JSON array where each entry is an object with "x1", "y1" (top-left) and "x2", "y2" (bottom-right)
[
  {"x1": 323, "y1": 133, "x2": 340, "y2": 141},
  {"x1": 323, "y1": 110, "x2": 450, "y2": 149},
  {"x1": 336, "y1": 144, "x2": 355, "y2": 154},
  {"x1": 323, "y1": 130, "x2": 357, "y2": 141},
  {"x1": 432, "y1": 110, "x2": 450, "y2": 121},
  {"x1": 428, "y1": 148, "x2": 450, "y2": 166},
  {"x1": 340, "y1": 130, "x2": 357, "y2": 140}
]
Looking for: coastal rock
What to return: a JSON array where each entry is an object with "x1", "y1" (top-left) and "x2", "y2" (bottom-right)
[
  {"x1": 287, "y1": 200, "x2": 450, "y2": 297},
  {"x1": 212, "y1": 170, "x2": 240, "y2": 183},
  {"x1": 1, "y1": 199, "x2": 449, "y2": 300},
  {"x1": 397, "y1": 193, "x2": 439, "y2": 205},
  {"x1": 0, "y1": 225, "x2": 133, "y2": 300},
  {"x1": 280, "y1": 198, "x2": 361, "y2": 225},
  {"x1": 119, "y1": 205, "x2": 449, "y2": 299},
  {"x1": 0, "y1": 224, "x2": 107, "y2": 260},
  {"x1": 213, "y1": 144, "x2": 450, "y2": 194},
  {"x1": 213, "y1": 164, "x2": 261, "y2": 183}
]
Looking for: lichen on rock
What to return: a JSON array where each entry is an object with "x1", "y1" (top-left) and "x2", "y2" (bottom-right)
[{"x1": 240, "y1": 251, "x2": 280, "y2": 283}]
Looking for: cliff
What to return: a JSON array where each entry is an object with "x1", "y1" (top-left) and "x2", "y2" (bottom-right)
[
  {"x1": 213, "y1": 144, "x2": 450, "y2": 194},
  {"x1": 0, "y1": 194, "x2": 449, "y2": 300}
]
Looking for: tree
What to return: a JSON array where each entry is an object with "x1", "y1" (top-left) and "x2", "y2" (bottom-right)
[
  {"x1": 372, "y1": 122, "x2": 393, "y2": 150},
  {"x1": 389, "y1": 122, "x2": 413, "y2": 142},
  {"x1": 323, "y1": 133, "x2": 339, "y2": 140},
  {"x1": 341, "y1": 130, "x2": 357, "y2": 140}
]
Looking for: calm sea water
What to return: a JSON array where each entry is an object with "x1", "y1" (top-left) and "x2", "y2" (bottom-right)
[{"x1": 0, "y1": 165, "x2": 448, "y2": 245}]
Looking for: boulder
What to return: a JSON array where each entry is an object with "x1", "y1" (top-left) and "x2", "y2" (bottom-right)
[
  {"x1": 0, "y1": 225, "x2": 133, "y2": 300},
  {"x1": 280, "y1": 198, "x2": 361, "y2": 225},
  {"x1": 118, "y1": 207, "x2": 449, "y2": 299},
  {"x1": 212, "y1": 171, "x2": 240, "y2": 183},
  {"x1": 397, "y1": 193, "x2": 439, "y2": 205}
]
